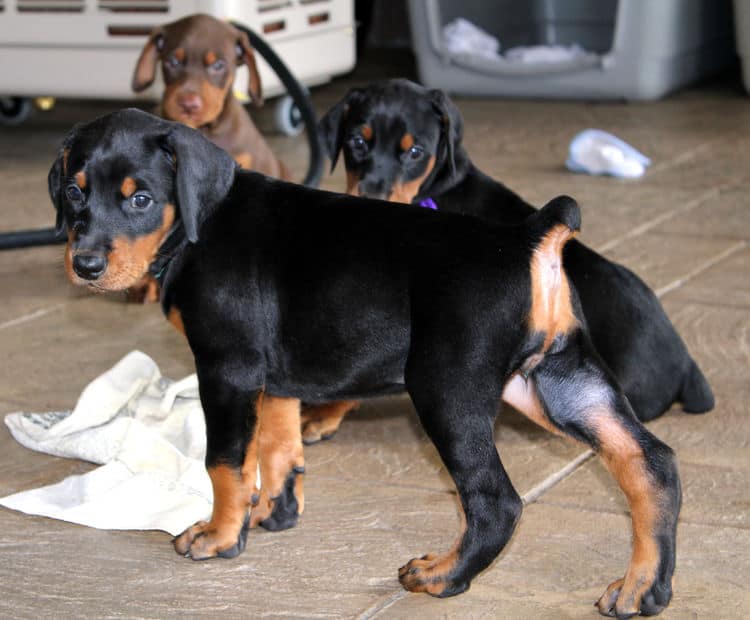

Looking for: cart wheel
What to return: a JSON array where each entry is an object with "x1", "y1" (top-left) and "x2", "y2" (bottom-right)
[
  {"x1": 0, "y1": 97, "x2": 33, "y2": 126},
  {"x1": 274, "y1": 95, "x2": 304, "y2": 136}
]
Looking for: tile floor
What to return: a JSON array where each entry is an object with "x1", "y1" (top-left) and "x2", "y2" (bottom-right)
[{"x1": 0, "y1": 55, "x2": 748, "y2": 619}]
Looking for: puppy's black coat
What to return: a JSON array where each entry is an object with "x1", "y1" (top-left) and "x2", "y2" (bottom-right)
[
  {"x1": 320, "y1": 78, "x2": 714, "y2": 423},
  {"x1": 49, "y1": 109, "x2": 681, "y2": 617}
]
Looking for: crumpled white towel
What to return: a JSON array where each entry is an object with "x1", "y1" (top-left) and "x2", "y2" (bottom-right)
[
  {"x1": 0, "y1": 351, "x2": 215, "y2": 536},
  {"x1": 443, "y1": 17, "x2": 501, "y2": 60}
]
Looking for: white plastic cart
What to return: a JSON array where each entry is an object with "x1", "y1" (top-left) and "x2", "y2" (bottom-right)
[{"x1": 0, "y1": 0, "x2": 356, "y2": 130}]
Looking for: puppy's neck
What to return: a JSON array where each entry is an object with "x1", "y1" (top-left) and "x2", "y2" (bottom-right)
[{"x1": 415, "y1": 144, "x2": 472, "y2": 203}]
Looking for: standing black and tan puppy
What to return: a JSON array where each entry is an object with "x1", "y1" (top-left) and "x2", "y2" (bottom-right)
[
  {"x1": 49, "y1": 109, "x2": 681, "y2": 617},
  {"x1": 307, "y1": 79, "x2": 714, "y2": 443}
]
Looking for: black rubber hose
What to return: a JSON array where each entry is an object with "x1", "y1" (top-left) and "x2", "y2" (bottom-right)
[
  {"x1": 232, "y1": 21, "x2": 324, "y2": 188},
  {"x1": 0, "y1": 23, "x2": 323, "y2": 251},
  {"x1": 0, "y1": 227, "x2": 64, "y2": 250}
]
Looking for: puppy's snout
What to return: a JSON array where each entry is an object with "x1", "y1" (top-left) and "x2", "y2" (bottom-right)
[
  {"x1": 360, "y1": 177, "x2": 389, "y2": 199},
  {"x1": 178, "y1": 93, "x2": 203, "y2": 114},
  {"x1": 72, "y1": 253, "x2": 107, "y2": 280}
]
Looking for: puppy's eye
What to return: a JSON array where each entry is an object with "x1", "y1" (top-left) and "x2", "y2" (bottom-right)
[
  {"x1": 167, "y1": 55, "x2": 182, "y2": 69},
  {"x1": 407, "y1": 145, "x2": 424, "y2": 161},
  {"x1": 131, "y1": 192, "x2": 153, "y2": 210},
  {"x1": 209, "y1": 59, "x2": 226, "y2": 72},
  {"x1": 65, "y1": 185, "x2": 83, "y2": 203}
]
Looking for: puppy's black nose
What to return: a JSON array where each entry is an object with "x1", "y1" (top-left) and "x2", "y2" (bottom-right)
[
  {"x1": 360, "y1": 178, "x2": 388, "y2": 198},
  {"x1": 72, "y1": 253, "x2": 107, "y2": 280}
]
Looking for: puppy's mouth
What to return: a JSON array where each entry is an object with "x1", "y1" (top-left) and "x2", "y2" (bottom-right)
[
  {"x1": 358, "y1": 189, "x2": 390, "y2": 201},
  {"x1": 65, "y1": 246, "x2": 147, "y2": 292},
  {"x1": 174, "y1": 111, "x2": 205, "y2": 128}
]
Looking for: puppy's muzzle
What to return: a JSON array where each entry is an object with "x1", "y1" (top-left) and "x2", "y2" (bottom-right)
[{"x1": 72, "y1": 252, "x2": 107, "y2": 280}]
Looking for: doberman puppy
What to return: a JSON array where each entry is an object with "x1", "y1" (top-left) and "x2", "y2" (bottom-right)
[
  {"x1": 306, "y1": 78, "x2": 714, "y2": 443},
  {"x1": 49, "y1": 108, "x2": 681, "y2": 617},
  {"x1": 132, "y1": 13, "x2": 290, "y2": 179}
]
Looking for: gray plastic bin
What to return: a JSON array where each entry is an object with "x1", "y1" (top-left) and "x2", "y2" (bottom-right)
[
  {"x1": 407, "y1": 0, "x2": 735, "y2": 100},
  {"x1": 734, "y1": 0, "x2": 750, "y2": 93}
]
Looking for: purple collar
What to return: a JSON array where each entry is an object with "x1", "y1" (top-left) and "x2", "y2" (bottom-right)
[{"x1": 418, "y1": 197, "x2": 438, "y2": 210}]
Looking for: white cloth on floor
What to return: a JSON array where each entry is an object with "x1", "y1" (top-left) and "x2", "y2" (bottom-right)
[
  {"x1": 0, "y1": 351, "x2": 214, "y2": 536},
  {"x1": 566, "y1": 129, "x2": 652, "y2": 179}
]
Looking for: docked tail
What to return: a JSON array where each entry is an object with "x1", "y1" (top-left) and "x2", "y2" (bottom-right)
[
  {"x1": 525, "y1": 196, "x2": 582, "y2": 349},
  {"x1": 525, "y1": 195, "x2": 582, "y2": 240}
]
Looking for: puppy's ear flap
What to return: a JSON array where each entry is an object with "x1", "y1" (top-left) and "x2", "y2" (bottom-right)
[
  {"x1": 163, "y1": 124, "x2": 237, "y2": 243},
  {"x1": 429, "y1": 89, "x2": 463, "y2": 175},
  {"x1": 132, "y1": 26, "x2": 165, "y2": 92},
  {"x1": 318, "y1": 88, "x2": 364, "y2": 174},
  {"x1": 234, "y1": 29, "x2": 263, "y2": 107},
  {"x1": 48, "y1": 128, "x2": 78, "y2": 235}
]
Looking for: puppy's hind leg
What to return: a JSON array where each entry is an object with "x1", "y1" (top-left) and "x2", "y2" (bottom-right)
[{"x1": 506, "y1": 331, "x2": 681, "y2": 618}]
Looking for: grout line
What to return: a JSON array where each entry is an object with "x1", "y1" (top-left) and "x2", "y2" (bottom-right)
[
  {"x1": 0, "y1": 303, "x2": 67, "y2": 331},
  {"x1": 655, "y1": 240, "x2": 747, "y2": 298},
  {"x1": 647, "y1": 139, "x2": 718, "y2": 175},
  {"x1": 356, "y1": 590, "x2": 408, "y2": 620},
  {"x1": 594, "y1": 185, "x2": 724, "y2": 254},
  {"x1": 521, "y1": 450, "x2": 595, "y2": 505}
]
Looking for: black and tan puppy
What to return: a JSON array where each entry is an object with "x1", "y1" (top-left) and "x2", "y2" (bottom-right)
[
  {"x1": 308, "y1": 78, "x2": 714, "y2": 443},
  {"x1": 49, "y1": 109, "x2": 681, "y2": 617}
]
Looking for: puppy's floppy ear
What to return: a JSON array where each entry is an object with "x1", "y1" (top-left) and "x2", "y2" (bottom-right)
[
  {"x1": 163, "y1": 123, "x2": 237, "y2": 243},
  {"x1": 233, "y1": 28, "x2": 263, "y2": 107},
  {"x1": 318, "y1": 88, "x2": 364, "y2": 173},
  {"x1": 429, "y1": 89, "x2": 463, "y2": 175},
  {"x1": 48, "y1": 127, "x2": 79, "y2": 235},
  {"x1": 132, "y1": 26, "x2": 166, "y2": 92}
]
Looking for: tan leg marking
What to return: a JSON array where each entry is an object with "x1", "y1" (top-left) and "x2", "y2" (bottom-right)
[
  {"x1": 174, "y1": 400, "x2": 261, "y2": 559},
  {"x1": 399, "y1": 500, "x2": 466, "y2": 596},
  {"x1": 173, "y1": 463, "x2": 253, "y2": 559},
  {"x1": 300, "y1": 400, "x2": 359, "y2": 444},
  {"x1": 251, "y1": 395, "x2": 305, "y2": 526},
  {"x1": 592, "y1": 411, "x2": 662, "y2": 616}
]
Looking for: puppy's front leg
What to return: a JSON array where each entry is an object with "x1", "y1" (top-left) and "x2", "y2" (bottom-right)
[
  {"x1": 174, "y1": 381, "x2": 261, "y2": 560},
  {"x1": 250, "y1": 395, "x2": 305, "y2": 531}
]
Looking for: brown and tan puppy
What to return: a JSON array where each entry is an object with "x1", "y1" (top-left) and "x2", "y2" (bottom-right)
[{"x1": 132, "y1": 13, "x2": 290, "y2": 179}]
